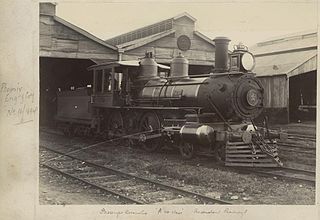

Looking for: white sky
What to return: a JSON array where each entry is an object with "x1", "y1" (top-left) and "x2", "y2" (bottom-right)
[{"x1": 56, "y1": 0, "x2": 318, "y2": 47}]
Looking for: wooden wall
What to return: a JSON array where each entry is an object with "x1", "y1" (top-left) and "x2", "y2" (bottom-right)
[
  {"x1": 255, "y1": 75, "x2": 289, "y2": 123},
  {"x1": 257, "y1": 75, "x2": 288, "y2": 108},
  {"x1": 40, "y1": 15, "x2": 117, "y2": 60}
]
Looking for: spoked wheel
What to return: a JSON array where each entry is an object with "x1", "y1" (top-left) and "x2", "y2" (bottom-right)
[
  {"x1": 215, "y1": 143, "x2": 226, "y2": 164},
  {"x1": 179, "y1": 142, "x2": 195, "y2": 159},
  {"x1": 107, "y1": 111, "x2": 124, "y2": 141},
  {"x1": 139, "y1": 111, "x2": 162, "y2": 152}
]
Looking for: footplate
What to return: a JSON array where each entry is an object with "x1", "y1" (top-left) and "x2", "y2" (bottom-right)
[{"x1": 225, "y1": 140, "x2": 282, "y2": 167}]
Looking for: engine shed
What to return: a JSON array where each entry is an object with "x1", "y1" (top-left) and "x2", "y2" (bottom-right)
[
  {"x1": 251, "y1": 31, "x2": 317, "y2": 123},
  {"x1": 105, "y1": 12, "x2": 216, "y2": 75},
  {"x1": 40, "y1": 3, "x2": 118, "y2": 125}
]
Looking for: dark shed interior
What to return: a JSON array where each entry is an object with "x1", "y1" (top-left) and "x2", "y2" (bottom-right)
[
  {"x1": 40, "y1": 57, "x2": 95, "y2": 125},
  {"x1": 289, "y1": 70, "x2": 316, "y2": 121}
]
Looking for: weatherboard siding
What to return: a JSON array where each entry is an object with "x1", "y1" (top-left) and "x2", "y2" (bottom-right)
[
  {"x1": 40, "y1": 15, "x2": 117, "y2": 60},
  {"x1": 257, "y1": 75, "x2": 288, "y2": 108}
]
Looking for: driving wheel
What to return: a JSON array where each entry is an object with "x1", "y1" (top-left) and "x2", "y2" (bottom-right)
[
  {"x1": 107, "y1": 111, "x2": 124, "y2": 140},
  {"x1": 139, "y1": 111, "x2": 162, "y2": 152}
]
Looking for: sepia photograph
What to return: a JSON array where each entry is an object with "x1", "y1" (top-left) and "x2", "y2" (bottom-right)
[
  {"x1": 0, "y1": 0, "x2": 318, "y2": 220},
  {"x1": 38, "y1": 1, "x2": 317, "y2": 206}
]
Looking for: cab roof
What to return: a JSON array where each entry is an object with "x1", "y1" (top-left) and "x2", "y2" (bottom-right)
[{"x1": 87, "y1": 60, "x2": 170, "y2": 71}]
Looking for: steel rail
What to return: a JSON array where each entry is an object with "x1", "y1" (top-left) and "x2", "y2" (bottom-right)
[
  {"x1": 278, "y1": 142, "x2": 315, "y2": 149},
  {"x1": 237, "y1": 167, "x2": 315, "y2": 184},
  {"x1": 40, "y1": 163, "x2": 143, "y2": 204},
  {"x1": 277, "y1": 142, "x2": 316, "y2": 155},
  {"x1": 288, "y1": 134, "x2": 316, "y2": 139},
  {"x1": 281, "y1": 166, "x2": 315, "y2": 175},
  {"x1": 40, "y1": 145, "x2": 231, "y2": 205},
  {"x1": 287, "y1": 136, "x2": 316, "y2": 142},
  {"x1": 278, "y1": 148, "x2": 315, "y2": 155},
  {"x1": 265, "y1": 129, "x2": 316, "y2": 140}
]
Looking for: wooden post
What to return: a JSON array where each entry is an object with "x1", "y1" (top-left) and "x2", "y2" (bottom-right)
[
  {"x1": 286, "y1": 76, "x2": 290, "y2": 123},
  {"x1": 101, "y1": 69, "x2": 105, "y2": 93},
  {"x1": 111, "y1": 67, "x2": 115, "y2": 94},
  {"x1": 124, "y1": 68, "x2": 129, "y2": 91},
  {"x1": 93, "y1": 70, "x2": 97, "y2": 94},
  {"x1": 124, "y1": 68, "x2": 130, "y2": 105}
]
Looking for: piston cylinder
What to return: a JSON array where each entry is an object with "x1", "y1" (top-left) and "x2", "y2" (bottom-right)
[
  {"x1": 213, "y1": 37, "x2": 231, "y2": 72},
  {"x1": 180, "y1": 124, "x2": 215, "y2": 146}
]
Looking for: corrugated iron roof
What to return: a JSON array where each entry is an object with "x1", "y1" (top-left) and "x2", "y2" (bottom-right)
[
  {"x1": 254, "y1": 29, "x2": 316, "y2": 45},
  {"x1": 117, "y1": 30, "x2": 176, "y2": 51},
  {"x1": 250, "y1": 31, "x2": 317, "y2": 56},
  {"x1": 105, "y1": 12, "x2": 196, "y2": 46},
  {"x1": 253, "y1": 49, "x2": 317, "y2": 77},
  {"x1": 251, "y1": 30, "x2": 318, "y2": 77}
]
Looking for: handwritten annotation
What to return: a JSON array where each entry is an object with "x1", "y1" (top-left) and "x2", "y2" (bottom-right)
[{"x1": 1, "y1": 82, "x2": 38, "y2": 125}]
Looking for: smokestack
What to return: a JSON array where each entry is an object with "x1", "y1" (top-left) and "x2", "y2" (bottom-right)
[{"x1": 213, "y1": 37, "x2": 231, "y2": 72}]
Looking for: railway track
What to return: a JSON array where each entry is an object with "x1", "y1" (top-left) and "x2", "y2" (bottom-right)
[
  {"x1": 238, "y1": 166, "x2": 315, "y2": 184},
  {"x1": 284, "y1": 132, "x2": 316, "y2": 143},
  {"x1": 41, "y1": 128, "x2": 316, "y2": 157},
  {"x1": 40, "y1": 129, "x2": 315, "y2": 185},
  {"x1": 287, "y1": 136, "x2": 316, "y2": 142},
  {"x1": 40, "y1": 145, "x2": 231, "y2": 205},
  {"x1": 277, "y1": 142, "x2": 316, "y2": 155},
  {"x1": 287, "y1": 133, "x2": 316, "y2": 141},
  {"x1": 267, "y1": 128, "x2": 316, "y2": 142}
]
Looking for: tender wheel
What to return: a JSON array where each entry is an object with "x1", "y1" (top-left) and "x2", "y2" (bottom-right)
[
  {"x1": 215, "y1": 143, "x2": 226, "y2": 163},
  {"x1": 63, "y1": 124, "x2": 74, "y2": 137},
  {"x1": 179, "y1": 142, "x2": 195, "y2": 159},
  {"x1": 139, "y1": 111, "x2": 162, "y2": 152},
  {"x1": 107, "y1": 111, "x2": 124, "y2": 140}
]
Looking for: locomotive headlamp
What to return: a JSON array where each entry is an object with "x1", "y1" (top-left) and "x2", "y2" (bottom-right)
[{"x1": 241, "y1": 52, "x2": 255, "y2": 71}]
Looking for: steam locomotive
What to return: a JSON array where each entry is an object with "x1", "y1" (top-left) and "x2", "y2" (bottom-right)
[{"x1": 55, "y1": 37, "x2": 284, "y2": 167}]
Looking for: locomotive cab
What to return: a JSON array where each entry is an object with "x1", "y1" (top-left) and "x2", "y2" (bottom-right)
[
  {"x1": 87, "y1": 59, "x2": 170, "y2": 108},
  {"x1": 88, "y1": 64, "x2": 130, "y2": 107}
]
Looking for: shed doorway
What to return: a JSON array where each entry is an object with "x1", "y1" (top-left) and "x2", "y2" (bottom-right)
[
  {"x1": 40, "y1": 57, "x2": 95, "y2": 126},
  {"x1": 289, "y1": 71, "x2": 316, "y2": 122}
]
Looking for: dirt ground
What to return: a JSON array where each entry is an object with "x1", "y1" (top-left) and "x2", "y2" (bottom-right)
[{"x1": 39, "y1": 123, "x2": 316, "y2": 205}]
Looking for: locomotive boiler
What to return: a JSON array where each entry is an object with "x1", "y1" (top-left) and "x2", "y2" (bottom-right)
[{"x1": 55, "y1": 37, "x2": 285, "y2": 167}]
